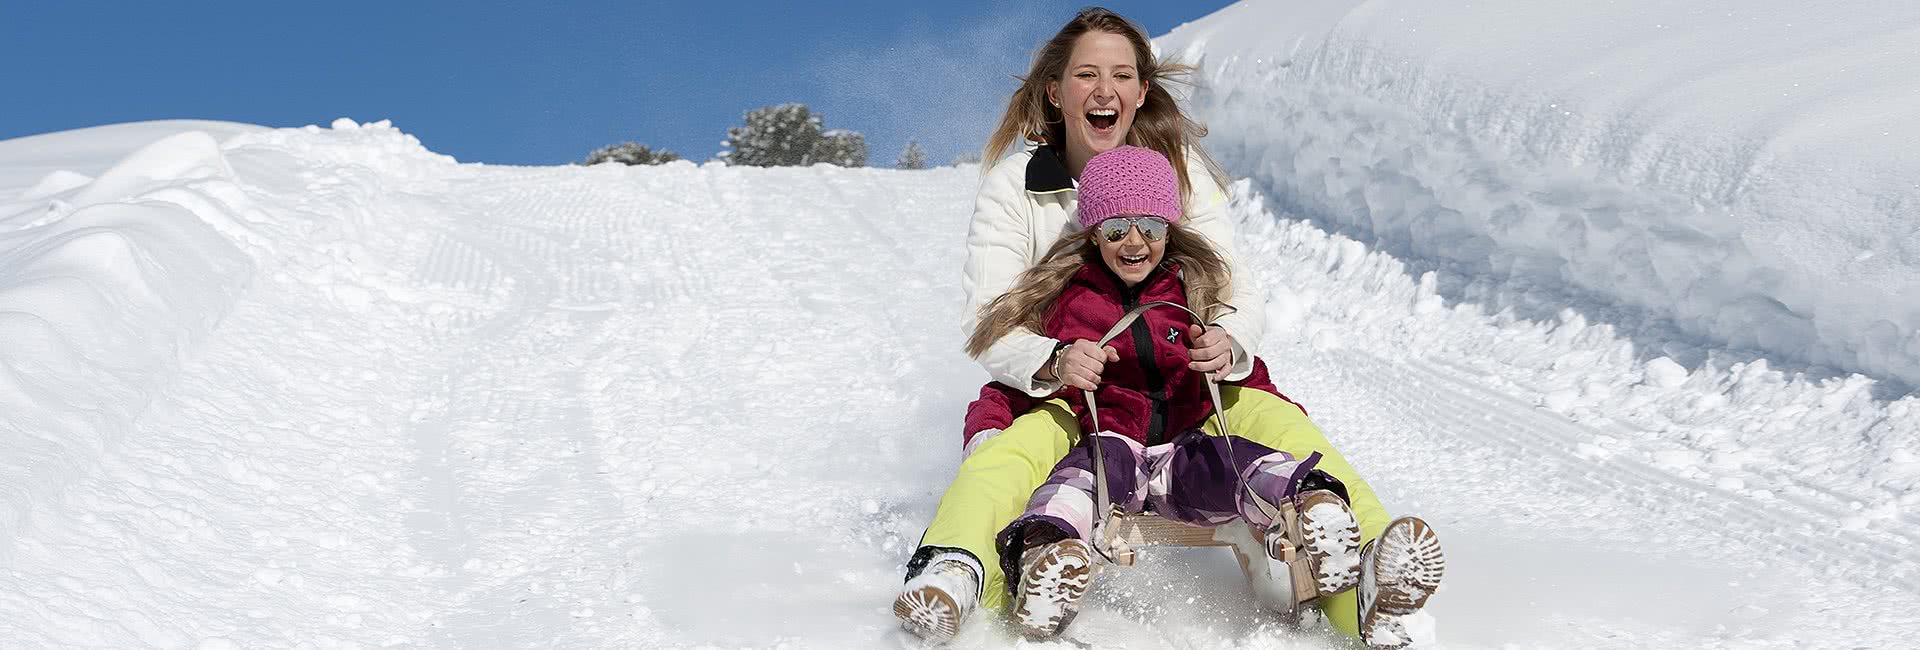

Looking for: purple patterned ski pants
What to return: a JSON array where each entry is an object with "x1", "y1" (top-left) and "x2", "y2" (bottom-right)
[{"x1": 995, "y1": 428, "x2": 1333, "y2": 583}]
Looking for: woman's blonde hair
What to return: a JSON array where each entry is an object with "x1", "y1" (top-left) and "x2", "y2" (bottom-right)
[
  {"x1": 965, "y1": 224, "x2": 1232, "y2": 358},
  {"x1": 983, "y1": 7, "x2": 1226, "y2": 201}
]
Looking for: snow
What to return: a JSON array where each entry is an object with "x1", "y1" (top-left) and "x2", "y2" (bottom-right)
[
  {"x1": 1, "y1": 1, "x2": 1918, "y2": 647},
  {"x1": 1158, "y1": 0, "x2": 1920, "y2": 388},
  {"x1": 0, "y1": 120, "x2": 265, "y2": 198}
]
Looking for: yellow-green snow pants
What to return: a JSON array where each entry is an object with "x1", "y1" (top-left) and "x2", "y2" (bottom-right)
[{"x1": 919, "y1": 386, "x2": 1389, "y2": 639}]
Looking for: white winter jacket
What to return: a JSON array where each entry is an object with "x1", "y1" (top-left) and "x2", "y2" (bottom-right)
[{"x1": 962, "y1": 145, "x2": 1266, "y2": 397}]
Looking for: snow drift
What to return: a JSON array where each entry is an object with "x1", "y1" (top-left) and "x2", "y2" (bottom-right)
[
  {"x1": 0, "y1": 125, "x2": 257, "y2": 561},
  {"x1": 1159, "y1": 0, "x2": 1920, "y2": 387}
]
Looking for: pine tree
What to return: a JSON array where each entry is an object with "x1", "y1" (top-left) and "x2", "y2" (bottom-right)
[
  {"x1": 582, "y1": 142, "x2": 680, "y2": 166},
  {"x1": 896, "y1": 140, "x2": 927, "y2": 170},
  {"x1": 814, "y1": 129, "x2": 868, "y2": 167},
  {"x1": 719, "y1": 103, "x2": 824, "y2": 167},
  {"x1": 717, "y1": 103, "x2": 870, "y2": 167}
]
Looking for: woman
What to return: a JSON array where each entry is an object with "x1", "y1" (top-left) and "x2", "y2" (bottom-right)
[
  {"x1": 963, "y1": 146, "x2": 1377, "y2": 640},
  {"x1": 893, "y1": 8, "x2": 1440, "y2": 648}
]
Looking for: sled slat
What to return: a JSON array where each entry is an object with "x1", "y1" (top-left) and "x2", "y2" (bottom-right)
[{"x1": 1107, "y1": 514, "x2": 1233, "y2": 548}]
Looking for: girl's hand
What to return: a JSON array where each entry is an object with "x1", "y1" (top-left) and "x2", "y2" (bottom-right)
[
  {"x1": 1187, "y1": 324, "x2": 1236, "y2": 379},
  {"x1": 1057, "y1": 339, "x2": 1120, "y2": 391}
]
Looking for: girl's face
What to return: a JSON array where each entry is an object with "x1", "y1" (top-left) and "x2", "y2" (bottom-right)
[
  {"x1": 1094, "y1": 217, "x2": 1167, "y2": 286},
  {"x1": 1048, "y1": 31, "x2": 1146, "y2": 170}
]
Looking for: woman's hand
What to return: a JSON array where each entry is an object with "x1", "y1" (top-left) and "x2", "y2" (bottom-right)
[
  {"x1": 1048, "y1": 339, "x2": 1120, "y2": 391},
  {"x1": 1187, "y1": 324, "x2": 1236, "y2": 379}
]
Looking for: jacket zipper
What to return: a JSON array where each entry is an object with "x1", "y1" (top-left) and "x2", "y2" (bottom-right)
[{"x1": 1119, "y1": 269, "x2": 1169, "y2": 446}]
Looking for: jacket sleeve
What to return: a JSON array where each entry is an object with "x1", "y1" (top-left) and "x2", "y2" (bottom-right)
[
  {"x1": 962, "y1": 156, "x2": 1064, "y2": 396},
  {"x1": 962, "y1": 382, "x2": 1037, "y2": 446},
  {"x1": 1182, "y1": 169, "x2": 1265, "y2": 382}
]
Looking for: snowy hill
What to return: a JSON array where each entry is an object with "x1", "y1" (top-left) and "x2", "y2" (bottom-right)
[
  {"x1": 3, "y1": 1, "x2": 1920, "y2": 648},
  {"x1": 1160, "y1": 0, "x2": 1920, "y2": 388},
  {"x1": 0, "y1": 119, "x2": 995, "y2": 646}
]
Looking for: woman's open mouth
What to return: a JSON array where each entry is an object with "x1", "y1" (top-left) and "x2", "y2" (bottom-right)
[
  {"x1": 1087, "y1": 108, "x2": 1119, "y2": 132},
  {"x1": 1118, "y1": 253, "x2": 1149, "y2": 267}
]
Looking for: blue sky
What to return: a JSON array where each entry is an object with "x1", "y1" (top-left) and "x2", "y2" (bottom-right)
[{"x1": 1, "y1": 1, "x2": 1233, "y2": 166}]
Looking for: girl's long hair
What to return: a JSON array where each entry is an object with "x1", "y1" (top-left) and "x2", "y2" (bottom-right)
[
  {"x1": 982, "y1": 7, "x2": 1226, "y2": 201},
  {"x1": 965, "y1": 224, "x2": 1233, "y2": 358}
]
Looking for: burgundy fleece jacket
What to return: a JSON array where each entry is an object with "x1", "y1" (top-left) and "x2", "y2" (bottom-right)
[{"x1": 962, "y1": 262, "x2": 1301, "y2": 449}]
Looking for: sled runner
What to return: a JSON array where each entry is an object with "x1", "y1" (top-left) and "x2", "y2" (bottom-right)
[{"x1": 1081, "y1": 301, "x2": 1334, "y2": 620}]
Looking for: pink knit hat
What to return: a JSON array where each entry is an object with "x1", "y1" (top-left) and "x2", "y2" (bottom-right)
[{"x1": 1076, "y1": 145, "x2": 1182, "y2": 229}]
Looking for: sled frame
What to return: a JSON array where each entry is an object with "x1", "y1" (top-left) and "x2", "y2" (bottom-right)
[
  {"x1": 1078, "y1": 303, "x2": 1323, "y2": 618},
  {"x1": 1100, "y1": 505, "x2": 1323, "y2": 618}
]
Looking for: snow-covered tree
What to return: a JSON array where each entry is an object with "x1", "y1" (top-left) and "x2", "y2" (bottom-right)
[
  {"x1": 719, "y1": 103, "x2": 823, "y2": 167},
  {"x1": 582, "y1": 142, "x2": 679, "y2": 166},
  {"x1": 815, "y1": 129, "x2": 868, "y2": 168},
  {"x1": 896, "y1": 140, "x2": 927, "y2": 170},
  {"x1": 717, "y1": 103, "x2": 869, "y2": 167}
]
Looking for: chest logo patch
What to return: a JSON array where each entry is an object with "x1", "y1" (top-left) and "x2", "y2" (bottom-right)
[{"x1": 1167, "y1": 327, "x2": 1181, "y2": 344}]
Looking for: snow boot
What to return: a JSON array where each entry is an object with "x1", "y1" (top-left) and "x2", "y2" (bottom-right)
[
  {"x1": 894, "y1": 552, "x2": 983, "y2": 643},
  {"x1": 1013, "y1": 538, "x2": 1095, "y2": 640},
  {"x1": 1285, "y1": 489, "x2": 1363, "y2": 596},
  {"x1": 1357, "y1": 517, "x2": 1446, "y2": 649}
]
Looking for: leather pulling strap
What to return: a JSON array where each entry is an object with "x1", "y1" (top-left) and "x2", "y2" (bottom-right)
[{"x1": 1079, "y1": 301, "x2": 1279, "y2": 563}]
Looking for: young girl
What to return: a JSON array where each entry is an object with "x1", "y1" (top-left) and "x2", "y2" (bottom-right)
[{"x1": 897, "y1": 147, "x2": 1446, "y2": 647}]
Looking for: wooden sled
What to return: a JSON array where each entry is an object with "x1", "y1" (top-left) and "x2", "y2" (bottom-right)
[
  {"x1": 1077, "y1": 302, "x2": 1329, "y2": 620},
  {"x1": 1098, "y1": 502, "x2": 1327, "y2": 622}
]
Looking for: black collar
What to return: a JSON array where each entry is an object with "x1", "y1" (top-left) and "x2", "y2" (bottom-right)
[{"x1": 1025, "y1": 144, "x2": 1074, "y2": 194}]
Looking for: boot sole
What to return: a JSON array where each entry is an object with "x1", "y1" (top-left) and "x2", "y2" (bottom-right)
[
  {"x1": 894, "y1": 583, "x2": 963, "y2": 643},
  {"x1": 1297, "y1": 490, "x2": 1363, "y2": 595},
  {"x1": 1014, "y1": 539, "x2": 1094, "y2": 640},
  {"x1": 1360, "y1": 517, "x2": 1445, "y2": 649}
]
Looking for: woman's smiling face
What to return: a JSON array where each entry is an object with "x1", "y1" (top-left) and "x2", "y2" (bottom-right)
[{"x1": 1048, "y1": 31, "x2": 1146, "y2": 170}]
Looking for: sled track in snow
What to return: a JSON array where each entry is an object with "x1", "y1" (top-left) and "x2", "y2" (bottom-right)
[
  {"x1": 394, "y1": 172, "x2": 658, "y2": 647},
  {"x1": 1333, "y1": 349, "x2": 1920, "y2": 590}
]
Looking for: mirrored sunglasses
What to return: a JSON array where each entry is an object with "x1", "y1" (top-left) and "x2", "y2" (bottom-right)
[{"x1": 1096, "y1": 216, "x2": 1170, "y2": 243}]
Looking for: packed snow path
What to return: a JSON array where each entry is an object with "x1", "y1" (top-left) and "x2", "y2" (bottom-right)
[{"x1": 1, "y1": 122, "x2": 1917, "y2": 648}]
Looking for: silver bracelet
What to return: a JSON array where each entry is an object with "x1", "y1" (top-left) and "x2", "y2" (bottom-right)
[{"x1": 1050, "y1": 345, "x2": 1070, "y2": 383}]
